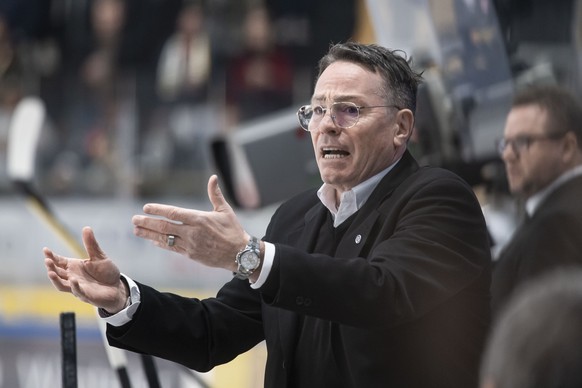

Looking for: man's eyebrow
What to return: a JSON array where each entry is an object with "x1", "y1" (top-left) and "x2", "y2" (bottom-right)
[
  {"x1": 311, "y1": 95, "x2": 362, "y2": 104},
  {"x1": 311, "y1": 95, "x2": 326, "y2": 103}
]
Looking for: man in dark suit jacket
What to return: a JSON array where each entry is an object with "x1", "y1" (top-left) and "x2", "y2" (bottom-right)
[
  {"x1": 492, "y1": 85, "x2": 582, "y2": 317},
  {"x1": 44, "y1": 42, "x2": 492, "y2": 387}
]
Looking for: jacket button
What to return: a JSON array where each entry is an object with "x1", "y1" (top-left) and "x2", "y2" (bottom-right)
[
  {"x1": 304, "y1": 298, "x2": 312, "y2": 306},
  {"x1": 296, "y1": 296, "x2": 304, "y2": 305}
]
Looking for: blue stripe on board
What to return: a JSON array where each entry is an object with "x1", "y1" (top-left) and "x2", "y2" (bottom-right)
[{"x1": 0, "y1": 319, "x2": 102, "y2": 340}]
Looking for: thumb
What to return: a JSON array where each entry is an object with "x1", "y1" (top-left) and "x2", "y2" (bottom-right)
[
  {"x1": 207, "y1": 175, "x2": 232, "y2": 212},
  {"x1": 82, "y1": 226, "x2": 107, "y2": 262}
]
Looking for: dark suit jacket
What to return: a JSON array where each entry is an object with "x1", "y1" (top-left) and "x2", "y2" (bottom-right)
[
  {"x1": 108, "y1": 151, "x2": 491, "y2": 388},
  {"x1": 491, "y1": 174, "x2": 582, "y2": 316}
]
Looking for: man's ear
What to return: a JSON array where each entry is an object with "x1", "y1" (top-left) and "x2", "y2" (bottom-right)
[
  {"x1": 561, "y1": 131, "x2": 581, "y2": 164},
  {"x1": 393, "y1": 109, "x2": 415, "y2": 147}
]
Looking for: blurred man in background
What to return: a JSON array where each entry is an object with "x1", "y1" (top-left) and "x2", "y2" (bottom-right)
[{"x1": 492, "y1": 84, "x2": 582, "y2": 316}]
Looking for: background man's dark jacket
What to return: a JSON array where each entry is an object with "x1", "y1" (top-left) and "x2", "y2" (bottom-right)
[{"x1": 492, "y1": 174, "x2": 582, "y2": 316}]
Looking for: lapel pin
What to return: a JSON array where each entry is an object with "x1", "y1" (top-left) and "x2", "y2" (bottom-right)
[{"x1": 355, "y1": 234, "x2": 362, "y2": 244}]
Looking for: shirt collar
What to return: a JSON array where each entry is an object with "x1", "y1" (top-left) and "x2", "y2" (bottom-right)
[
  {"x1": 317, "y1": 158, "x2": 401, "y2": 227},
  {"x1": 525, "y1": 164, "x2": 582, "y2": 216}
]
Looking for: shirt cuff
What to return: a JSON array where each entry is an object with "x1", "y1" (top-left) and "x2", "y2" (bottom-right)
[
  {"x1": 98, "y1": 273, "x2": 141, "y2": 327},
  {"x1": 251, "y1": 242, "x2": 275, "y2": 289}
]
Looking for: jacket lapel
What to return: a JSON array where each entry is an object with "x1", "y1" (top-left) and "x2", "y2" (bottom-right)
[
  {"x1": 287, "y1": 202, "x2": 327, "y2": 251},
  {"x1": 336, "y1": 150, "x2": 419, "y2": 257}
]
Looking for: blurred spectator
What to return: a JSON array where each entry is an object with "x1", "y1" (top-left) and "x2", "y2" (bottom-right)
[
  {"x1": 481, "y1": 268, "x2": 582, "y2": 388},
  {"x1": 56, "y1": 0, "x2": 129, "y2": 195},
  {"x1": 0, "y1": 13, "x2": 25, "y2": 110},
  {"x1": 82, "y1": 0, "x2": 125, "y2": 91},
  {"x1": 156, "y1": 0, "x2": 211, "y2": 104},
  {"x1": 80, "y1": 0, "x2": 126, "y2": 148},
  {"x1": 114, "y1": 0, "x2": 182, "y2": 158},
  {"x1": 218, "y1": 4, "x2": 295, "y2": 208},
  {"x1": 0, "y1": 9, "x2": 62, "y2": 194},
  {"x1": 225, "y1": 4, "x2": 294, "y2": 127},
  {"x1": 138, "y1": 0, "x2": 215, "y2": 195},
  {"x1": 0, "y1": 13, "x2": 24, "y2": 192}
]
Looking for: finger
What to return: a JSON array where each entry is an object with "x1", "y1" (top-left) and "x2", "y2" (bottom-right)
[
  {"x1": 82, "y1": 226, "x2": 107, "y2": 263},
  {"x1": 47, "y1": 272, "x2": 72, "y2": 292},
  {"x1": 45, "y1": 257, "x2": 69, "y2": 280},
  {"x1": 133, "y1": 226, "x2": 185, "y2": 253},
  {"x1": 133, "y1": 225, "x2": 168, "y2": 246},
  {"x1": 141, "y1": 203, "x2": 193, "y2": 224},
  {"x1": 43, "y1": 247, "x2": 69, "y2": 269},
  {"x1": 69, "y1": 277, "x2": 89, "y2": 302},
  {"x1": 46, "y1": 261, "x2": 72, "y2": 292},
  {"x1": 208, "y1": 174, "x2": 232, "y2": 213},
  {"x1": 132, "y1": 214, "x2": 181, "y2": 236}
]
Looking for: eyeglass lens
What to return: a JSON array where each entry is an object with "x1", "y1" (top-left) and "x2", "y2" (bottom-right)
[
  {"x1": 497, "y1": 138, "x2": 525, "y2": 156},
  {"x1": 298, "y1": 102, "x2": 360, "y2": 130},
  {"x1": 497, "y1": 132, "x2": 567, "y2": 156}
]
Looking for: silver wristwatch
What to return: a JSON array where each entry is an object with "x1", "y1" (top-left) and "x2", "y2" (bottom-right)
[{"x1": 234, "y1": 236, "x2": 261, "y2": 280}]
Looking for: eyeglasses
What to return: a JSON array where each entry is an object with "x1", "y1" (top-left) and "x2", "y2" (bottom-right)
[
  {"x1": 496, "y1": 131, "x2": 568, "y2": 157},
  {"x1": 297, "y1": 101, "x2": 401, "y2": 131}
]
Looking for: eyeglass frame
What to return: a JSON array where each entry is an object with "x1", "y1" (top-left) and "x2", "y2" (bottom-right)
[
  {"x1": 297, "y1": 101, "x2": 402, "y2": 131},
  {"x1": 496, "y1": 131, "x2": 569, "y2": 157}
]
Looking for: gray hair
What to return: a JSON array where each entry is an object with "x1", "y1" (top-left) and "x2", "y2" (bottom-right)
[{"x1": 316, "y1": 42, "x2": 423, "y2": 114}]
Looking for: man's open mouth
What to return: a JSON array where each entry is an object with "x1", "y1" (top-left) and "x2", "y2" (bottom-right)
[{"x1": 322, "y1": 148, "x2": 350, "y2": 159}]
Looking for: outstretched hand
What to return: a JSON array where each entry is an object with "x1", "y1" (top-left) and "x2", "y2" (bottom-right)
[
  {"x1": 44, "y1": 226, "x2": 128, "y2": 313},
  {"x1": 132, "y1": 175, "x2": 248, "y2": 272}
]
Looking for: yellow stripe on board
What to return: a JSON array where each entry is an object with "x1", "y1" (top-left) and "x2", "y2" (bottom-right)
[
  {"x1": 1, "y1": 286, "x2": 92, "y2": 321},
  {"x1": 0, "y1": 285, "x2": 214, "y2": 321}
]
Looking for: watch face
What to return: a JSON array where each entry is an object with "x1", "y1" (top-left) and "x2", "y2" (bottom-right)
[{"x1": 241, "y1": 251, "x2": 259, "y2": 269}]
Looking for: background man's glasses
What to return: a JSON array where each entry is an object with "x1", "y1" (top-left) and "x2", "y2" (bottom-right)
[
  {"x1": 297, "y1": 102, "x2": 400, "y2": 131},
  {"x1": 496, "y1": 131, "x2": 568, "y2": 157}
]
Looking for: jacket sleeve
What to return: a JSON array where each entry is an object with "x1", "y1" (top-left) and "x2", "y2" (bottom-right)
[{"x1": 107, "y1": 277, "x2": 264, "y2": 371}]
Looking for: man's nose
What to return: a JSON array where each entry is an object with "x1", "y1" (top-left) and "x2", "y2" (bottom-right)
[
  {"x1": 317, "y1": 111, "x2": 340, "y2": 134},
  {"x1": 501, "y1": 143, "x2": 517, "y2": 162}
]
